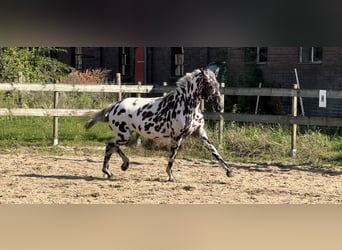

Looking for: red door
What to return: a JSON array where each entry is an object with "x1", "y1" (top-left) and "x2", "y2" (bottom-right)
[{"x1": 134, "y1": 47, "x2": 145, "y2": 83}]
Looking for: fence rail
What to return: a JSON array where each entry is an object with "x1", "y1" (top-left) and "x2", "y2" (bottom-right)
[
  {"x1": 151, "y1": 86, "x2": 342, "y2": 98},
  {"x1": 205, "y1": 113, "x2": 342, "y2": 127},
  {"x1": 0, "y1": 83, "x2": 154, "y2": 93},
  {"x1": 0, "y1": 108, "x2": 98, "y2": 117}
]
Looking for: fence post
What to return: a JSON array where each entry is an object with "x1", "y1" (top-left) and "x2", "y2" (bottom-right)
[
  {"x1": 255, "y1": 82, "x2": 262, "y2": 114},
  {"x1": 219, "y1": 82, "x2": 225, "y2": 148},
  {"x1": 18, "y1": 72, "x2": 24, "y2": 108},
  {"x1": 116, "y1": 73, "x2": 122, "y2": 101},
  {"x1": 53, "y1": 90, "x2": 59, "y2": 145},
  {"x1": 291, "y1": 84, "x2": 298, "y2": 157},
  {"x1": 294, "y1": 68, "x2": 305, "y2": 116},
  {"x1": 163, "y1": 82, "x2": 168, "y2": 96},
  {"x1": 137, "y1": 81, "x2": 142, "y2": 98}
]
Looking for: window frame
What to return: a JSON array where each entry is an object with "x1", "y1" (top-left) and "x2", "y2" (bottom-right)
[
  {"x1": 299, "y1": 47, "x2": 323, "y2": 64},
  {"x1": 171, "y1": 47, "x2": 184, "y2": 77},
  {"x1": 245, "y1": 47, "x2": 268, "y2": 64},
  {"x1": 119, "y1": 47, "x2": 131, "y2": 76}
]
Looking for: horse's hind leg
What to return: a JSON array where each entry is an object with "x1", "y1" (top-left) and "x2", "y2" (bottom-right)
[
  {"x1": 166, "y1": 138, "x2": 183, "y2": 182},
  {"x1": 103, "y1": 141, "x2": 116, "y2": 178},
  {"x1": 103, "y1": 133, "x2": 131, "y2": 179}
]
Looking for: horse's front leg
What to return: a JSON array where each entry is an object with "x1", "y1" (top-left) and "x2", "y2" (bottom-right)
[
  {"x1": 197, "y1": 127, "x2": 234, "y2": 177},
  {"x1": 166, "y1": 138, "x2": 183, "y2": 182}
]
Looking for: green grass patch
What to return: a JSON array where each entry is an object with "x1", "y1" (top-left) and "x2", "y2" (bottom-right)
[
  {"x1": 0, "y1": 116, "x2": 113, "y2": 148},
  {"x1": 0, "y1": 116, "x2": 341, "y2": 169}
]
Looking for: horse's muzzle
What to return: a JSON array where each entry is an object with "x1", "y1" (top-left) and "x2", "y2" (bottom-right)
[
  {"x1": 214, "y1": 104, "x2": 223, "y2": 112},
  {"x1": 210, "y1": 95, "x2": 223, "y2": 112}
]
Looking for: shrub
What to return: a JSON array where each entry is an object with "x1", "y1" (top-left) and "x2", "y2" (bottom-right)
[
  {"x1": 59, "y1": 69, "x2": 112, "y2": 84},
  {"x1": 0, "y1": 47, "x2": 73, "y2": 83}
]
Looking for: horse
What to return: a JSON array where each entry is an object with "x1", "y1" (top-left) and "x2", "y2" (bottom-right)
[{"x1": 85, "y1": 68, "x2": 233, "y2": 181}]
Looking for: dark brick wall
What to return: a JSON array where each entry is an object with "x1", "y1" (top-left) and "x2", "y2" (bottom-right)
[
  {"x1": 56, "y1": 47, "x2": 121, "y2": 82},
  {"x1": 148, "y1": 47, "x2": 229, "y2": 85},
  {"x1": 147, "y1": 47, "x2": 171, "y2": 84},
  {"x1": 56, "y1": 47, "x2": 342, "y2": 117},
  {"x1": 56, "y1": 47, "x2": 73, "y2": 66},
  {"x1": 226, "y1": 47, "x2": 342, "y2": 117}
]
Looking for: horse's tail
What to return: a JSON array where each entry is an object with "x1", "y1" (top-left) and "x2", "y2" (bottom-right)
[{"x1": 84, "y1": 103, "x2": 115, "y2": 130}]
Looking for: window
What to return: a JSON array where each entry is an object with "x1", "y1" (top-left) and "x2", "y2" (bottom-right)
[
  {"x1": 119, "y1": 47, "x2": 131, "y2": 76},
  {"x1": 71, "y1": 47, "x2": 82, "y2": 70},
  {"x1": 245, "y1": 47, "x2": 268, "y2": 64},
  {"x1": 171, "y1": 47, "x2": 184, "y2": 76},
  {"x1": 75, "y1": 47, "x2": 82, "y2": 70},
  {"x1": 299, "y1": 47, "x2": 322, "y2": 63}
]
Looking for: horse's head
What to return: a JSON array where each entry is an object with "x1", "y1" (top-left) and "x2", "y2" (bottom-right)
[{"x1": 199, "y1": 68, "x2": 223, "y2": 112}]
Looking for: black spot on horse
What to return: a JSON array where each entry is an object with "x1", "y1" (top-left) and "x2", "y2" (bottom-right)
[
  {"x1": 128, "y1": 114, "x2": 133, "y2": 118},
  {"x1": 142, "y1": 111, "x2": 154, "y2": 120},
  {"x1": 154, "y1": 124, "x2": 161, "y2": 132},
  {"x1": 144, "y1": 123, "x2": 154, "y2": 131},
  {"x1": 119, "y1": 122, "x2": 128, "y2": 133},
  {"x1": 115, "y1": 121, "x2": 120, "y2": 127},
  {"x1": 132, "y1": 123, "x2": 136, "y2": 130},
  {"x1": 117, "y1": 133, "x2": 124, "y2": 140},
  {"x1": 112, "y1": 105, "x2": 120, "y2": 115},
  {"x1": 117, "y1": 109, "x2": 126, "y2": 116},
  {"x1": 153, "y1": 115, "x2": 160, "y2": 123}
]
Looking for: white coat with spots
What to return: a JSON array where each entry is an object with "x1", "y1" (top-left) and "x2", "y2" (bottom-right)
[{"x1": 85, "y1": 68, "x2": 233, "y2": 181}]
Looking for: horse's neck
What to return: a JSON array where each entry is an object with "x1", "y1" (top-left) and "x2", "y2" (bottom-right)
[{"x1": 177, "y1": 79, "x2": 201, "y2": 111}]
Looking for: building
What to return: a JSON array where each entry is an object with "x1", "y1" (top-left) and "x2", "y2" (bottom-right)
[{"x1": 56, "y1": 47, "x2": 342, "y2": 117}]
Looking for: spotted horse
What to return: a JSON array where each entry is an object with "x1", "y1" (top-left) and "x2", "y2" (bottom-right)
[{"x1": 85, "y1": 68, "x2": 233, "y2": 181}]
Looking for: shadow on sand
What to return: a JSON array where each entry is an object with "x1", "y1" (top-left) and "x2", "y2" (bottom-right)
[
  {"x1": 16, "y1": 173, "x2": 113, "y2": 182},
  {"x1": 229, "y1": 162, "x2": 341, "y2": 176}
]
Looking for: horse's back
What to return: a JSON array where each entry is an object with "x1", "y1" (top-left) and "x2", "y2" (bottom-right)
[{"x1": 107, "y1": 97, "x2": 163, "y2": 136}]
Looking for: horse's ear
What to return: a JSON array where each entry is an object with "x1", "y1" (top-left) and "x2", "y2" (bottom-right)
[
  {"x1": 200, "y1": 68, "x2": 205, "y2": 76},
  {"x1": 213, "y1": 67, "x2": 220, "y2": 77}
]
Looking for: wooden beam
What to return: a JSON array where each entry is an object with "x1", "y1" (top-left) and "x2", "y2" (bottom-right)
[
  {"x1": 0, "y1": 108, "x2": 100, "y2": 117},
  {"x1": 204, "y1": 112, "x2": 342, "y2": 127},
  {"x1": 1, "y1": 108, "x2": 341, "y2": 126},
  {"x1": 0, "y1": 83, "x2": 154, "y2": 93},
  {"x1": 1, "y1": 83, "x2": 342, "y2": 98}
]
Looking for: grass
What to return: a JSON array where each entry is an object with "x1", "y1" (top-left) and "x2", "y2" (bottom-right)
[
  {"x1": 0, "y1": 116, "x2": 112, "y2": 147},
  {"x1": 0, "y1": 116, "x2": 341, "y2": 169}
]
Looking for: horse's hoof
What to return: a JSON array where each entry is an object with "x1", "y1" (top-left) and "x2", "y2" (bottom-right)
[
  {"x1": 226, "y1": 170, "x2": 234, "y2": 177},
  {"x1": 167, "y1": 177, "x2": 176, "y2": 182},
  {"x1": 121, "y1": 162, "x2": 129, "y2": 171},
  {"x1": 103, "y1": 170, "x2": 113, "y2": 179},
  {"x1": 105, "y1": 173, "x2": 113, "y2": 179}
]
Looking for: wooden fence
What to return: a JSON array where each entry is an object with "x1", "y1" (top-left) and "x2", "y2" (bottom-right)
[
  {"x1": 0, "y1": 73, "x2": 153, "y2": 145},
  {"x1": 0, "y1": 74, "x2": 342, "y2": 156}
]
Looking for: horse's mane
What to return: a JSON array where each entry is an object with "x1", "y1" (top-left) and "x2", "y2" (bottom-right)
[{"x1": 175, "y1": 69, "x2": 201, "y2": 88}]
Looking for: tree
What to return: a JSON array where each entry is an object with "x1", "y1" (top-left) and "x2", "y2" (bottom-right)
[{"x1": 0, "y1": 47, "x2": 73, "y2": 83}]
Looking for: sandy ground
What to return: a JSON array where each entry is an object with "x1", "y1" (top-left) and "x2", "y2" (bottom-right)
[{"x1": 0, "y1": 152, "x2": 341, "y2": 204}]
